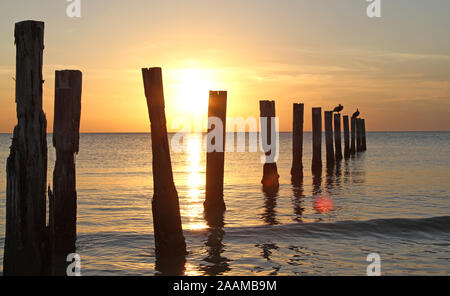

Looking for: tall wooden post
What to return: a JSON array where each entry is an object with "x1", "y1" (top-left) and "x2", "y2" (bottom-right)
[
  {"x1": 291, "y1": 103, "x2": 304, "y2": 181},
  {"x1": 324, "y1": 111, "x2": 335, "y2": 165},
  {"x1": 49, "y1": 70, "x2": 82, "y2": 275},
  {"x1": 142, "y1": 67, "x2": 186, "y2": 259},
  {"x1": 334, "y1": 113, "x2": 343, "y2": 161},
  {"x1": 356, "y1": 118, "x2": 362, "y2": 152},
  {"x1": 260, "y1": 100, "x2": 279, "y2": 190},
  {"x1": 361, "y1": 119, "x2": 367, "y2": 151},
  {"x1": 343, "y1": 115, "x2": 350, "y2": 159},
  {"x1": 205, "y1": 91, "x2": 227, "y2": 213},
  {"x1": 4, "y1": 21, "x2": 48, "y2": 275},
  {"x1": 350, "y1": 117, "x2": 356, "y2": 155},
  {"x1": 311, "y1": 108, "x2": 322, "y2": 173}
]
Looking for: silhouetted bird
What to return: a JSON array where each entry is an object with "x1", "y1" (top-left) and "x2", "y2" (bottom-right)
[
  {"x1": 333, "y1": 104, "x2": 344, "y2": 113},
  {"x1": 352, "y1": 109, "x2": 360, "y2": 119}
]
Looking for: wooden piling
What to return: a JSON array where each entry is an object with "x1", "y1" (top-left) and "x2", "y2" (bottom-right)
[
  {"x1": 291, "y1": 103, "x2": 304, "y2": 181},
  {"x1": 311, "y1": 108, "x2": 322, "y2": 173},
  {"x1": 4, "y1": 21, "x2": 48, "y2": 275},
  {"x1": 343, "y1": 115, "x2": 350, "y2": 159},
  {"x1": 356, "y1": 118, "x2": 363, "y2": 152},
  {"x1": 334, "y1": 113, "x2": 343, "y2": 161},
  {"x1": 260, "y1": 100, "x2": 279, "y2": 190},
  {"x1": 142, "y1": 67, "x2": 186, "y2": 258},
  {"x1": 350, "y1": 117, "x2": 356, "y2": 155},
  {"x1": 362, "y1": 119, "x2": 367, "y2": 151},
  {"x1": 324, "y1": 111, "x2": 335, "y2": 165},
  {"x1": 205, "y1": 91, "x2": 227, "y2": 213},
  {"x1": 49, "y1": 70, "x2": 82, "y2": 275}
]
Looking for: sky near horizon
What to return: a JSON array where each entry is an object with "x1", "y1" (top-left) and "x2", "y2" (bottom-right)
[{"x1": 0, "y1": 0, "x2": 449, "y2": 132}]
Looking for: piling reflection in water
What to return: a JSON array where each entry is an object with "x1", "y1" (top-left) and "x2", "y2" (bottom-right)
[
  {"x1": 291, "y1": 175, "x2": 305, "y2": 222},
  {"x1": 261, "y1": 186, "x2": 280, "y2": 226},
  {"x1": 255, "y1": 243, "x2": 281, "y2": 275},
  {"x1": 200, "y1": 210, "x2": 230, "y2": 276},
  {"x1": 334, "y1": 162, "x2": 343, "y2": 193},
  {"x1": 325, "y1": 165, "x2": 335, "y2": 193},
  {"x1": 312, "y1": 171, "x2": 322, "y2": 197}
]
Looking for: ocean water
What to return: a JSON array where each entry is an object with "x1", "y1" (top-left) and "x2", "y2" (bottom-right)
[{"x1": 0, "y1": 132, "x2": 449, "y2": 275}]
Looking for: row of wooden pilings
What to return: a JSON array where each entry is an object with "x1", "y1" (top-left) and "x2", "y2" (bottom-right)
[
  {"x1": 295, "y1": 106, "x2": 367, "y2": 180},
  {"x1": 3, "y1": 21, "x2": 367, "y2": 275},
  {"x1": 142, "y1": 67, "x2": 368, "y2": 272},
  {"x1": 313, "y1": 108, "x2": 367, "y2": 173}
]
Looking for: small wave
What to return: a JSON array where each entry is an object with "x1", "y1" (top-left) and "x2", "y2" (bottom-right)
[
  {"x1": 218, "y1": 216, "x2": 450, "y2": 239},
  {"x1": 74, "y1": 216, "x2": 450, "y2": 244}
]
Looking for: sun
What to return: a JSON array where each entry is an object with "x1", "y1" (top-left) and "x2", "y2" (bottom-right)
[{"x1": 171, "y1": 68, "x2": 215, "y2": 115}]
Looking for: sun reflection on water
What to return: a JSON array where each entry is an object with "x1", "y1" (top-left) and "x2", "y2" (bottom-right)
[
  {"x1": 184, "y1": 263, "x2": 203, "y2": 276},
  {"x1": 181, "y1": 134, "x2": 208, "y2": 231}
]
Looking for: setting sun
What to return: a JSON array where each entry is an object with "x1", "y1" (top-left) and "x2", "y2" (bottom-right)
[{"x1": 170, "y1": 68, "x2": 216, "y2": 115}]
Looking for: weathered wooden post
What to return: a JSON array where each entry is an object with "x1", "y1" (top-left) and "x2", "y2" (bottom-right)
[
  {"x1": 205, "y1": 91, "x2": 227, "y2": 214},
  {"x1": 142, "y1": 67, "x2": 186, "y2": 259},
  {"x1": 311, "y1": 108, "x2": 322, "y2": 173},
  {"x1": 324, "y1": 111, "x2": 335, "y2": 165},
  {"x1": 48, "y1": 70, "x2": 82, "y2": 275},
  {"x1": 291, "y1": 103, "x2": 304, "y2": 182},
  {"x1": 343, "y1": 115, "x2": 350, "y2": 159},
  {"x1": 350, "y1": 117, "x2": 356, "y2": 155},
  {"x1": 362, "y1": 119, "x2": 367, "y2": 151},
  {"x1": 356, "y1": 118, "x2": 363, "y2": 152},
  {"x1": 4, "y1": 21, "x2": 48, "y2": 275},
  {"x1": 334, "y1": 113, "x2": 343, "y2": 161},
  {"x1": 260, "y1": 100, "x2": 279, "y2": 191}
]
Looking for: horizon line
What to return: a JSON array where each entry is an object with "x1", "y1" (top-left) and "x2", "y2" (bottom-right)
[{"x1": 1, "y1": 130, "x2": 449, "y2": 135}]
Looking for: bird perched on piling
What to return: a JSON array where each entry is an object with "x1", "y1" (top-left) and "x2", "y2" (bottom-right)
[
  {"x1": 352, "y1": 109, "x2": 360, "y2": 118},
  {"x1": 333, "y1": 104, "x2": 344, "y2": 113}
]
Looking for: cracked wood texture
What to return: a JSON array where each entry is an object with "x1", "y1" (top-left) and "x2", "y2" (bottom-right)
[{"x1": 4, "y1": 21, "x2": 48, "y2": 275}]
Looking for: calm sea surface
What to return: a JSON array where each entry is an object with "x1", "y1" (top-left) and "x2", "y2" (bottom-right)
[{"x1": 0, "y1": 132, "x2": 449, "y2": 275}]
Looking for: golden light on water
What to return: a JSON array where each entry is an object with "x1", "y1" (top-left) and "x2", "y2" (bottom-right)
[
  {"x1": 182, "y1": 134, "x2": 208, "y2": 231},
  {"x1": 184, "y1": 263, "x2": 203, "y2": 276}
]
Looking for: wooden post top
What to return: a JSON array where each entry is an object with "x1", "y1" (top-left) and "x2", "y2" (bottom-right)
[
  {"x1": 207, "y1": 91, "x2": 228, "y2": 121},
  {"x1": 15, "y1": 20, "x2": 44, "y2": 33},
  {"x1": 260, "y1": 100, "x2": 276, "y2": 117},
  {"x1": 14, "y1": 21, "x2": 45, "y2": 49},
  {"x1": 209, "y1": 90, "x2": 227, "y2": 96},
  {"x1": 142, "y1": 67, "x2": 164, "y2": 107},
  {"x1": 55, "y1": 70, "x2": 82, "y2": 89}
]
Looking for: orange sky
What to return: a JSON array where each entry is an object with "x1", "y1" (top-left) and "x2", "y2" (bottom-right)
[{"x1": 1, "y1": 0, "x2": 449, "y2": 133}]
